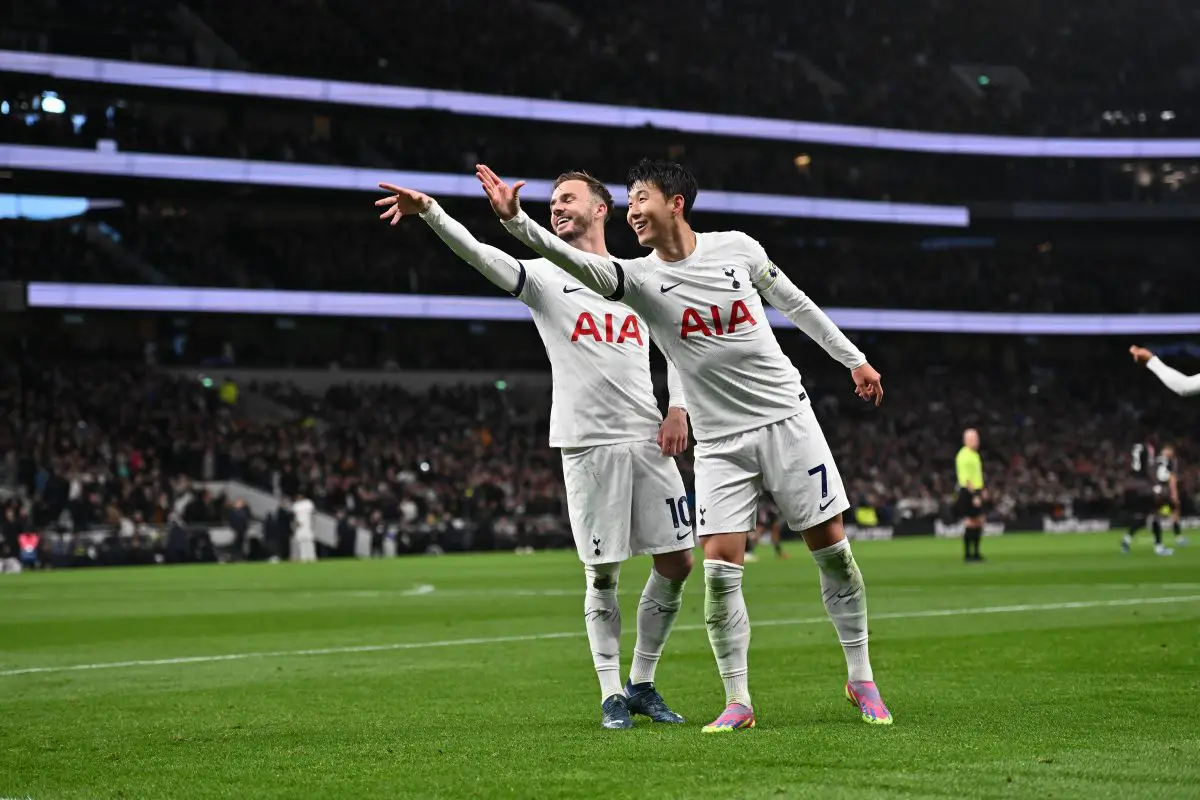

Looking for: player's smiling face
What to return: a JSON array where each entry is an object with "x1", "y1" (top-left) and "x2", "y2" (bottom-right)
[
  {"x1": 626, "y1": 181, "x2": 674, "y2": 248},
  {"x1": 549, "y1": 179, "x2": 599, "y2": 242}
]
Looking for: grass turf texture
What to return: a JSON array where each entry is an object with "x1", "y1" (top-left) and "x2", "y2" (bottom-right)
[{"x1": 2, "y1": 533, "x2": 1198, "y2": 800}]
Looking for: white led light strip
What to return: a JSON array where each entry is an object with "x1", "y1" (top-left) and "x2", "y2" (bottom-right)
[
  {"x1": 0, "y1": 144, "x2": 969, "y2": 226},
  {"x1": 26, "y1": 283, "x2": 1200, "y2": 335},
  {"x1": 1, "y1": 49, "x2": 1194, "y2": 158}
]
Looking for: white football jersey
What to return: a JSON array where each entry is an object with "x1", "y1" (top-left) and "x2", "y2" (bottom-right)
[
  {"x1": 419, "y1": 202, "x2": 679, "y2": 449},
  {"x1": 517, "y1": 259, "x2": 665, "y2": 448},
  {"x1": 293, "y1": 498, "x2": 315, "y2": 536},
  {"x1": 503, "y1": 212, "x2": 867, "y2": 442}
]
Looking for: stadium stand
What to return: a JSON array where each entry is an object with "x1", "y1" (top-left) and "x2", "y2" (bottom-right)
[
  {"x1": 4, "y1": 1, "x2": 1200, "y2": 572},
  {"x1": 6, "y1": 0, "x2": 1199, "y2": 135},
  {"x1": 6, "y1": 80, "x2": 1199, "y2": 205},
  {"x1": 4, "y1": 344, "x2": 1199, "y2": 568},
  {"x1": 4, "y1": 208, "x2": 1199, "y2": 314}
]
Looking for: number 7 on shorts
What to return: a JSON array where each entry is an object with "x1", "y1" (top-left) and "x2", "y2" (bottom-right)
[{"x1": 808, "y1": 463, "x2": 828, "y2": 498}]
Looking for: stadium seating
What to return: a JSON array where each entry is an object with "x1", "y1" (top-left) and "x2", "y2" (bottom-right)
[
  {"x1": 5, "y1": 207, "x2": 1199, "y2": 314},
  {"x1": 6, "y1": 82, "x2": 1197, "y2": 207},
  {"x1": 6, "y1": 0, "x2": 1199, "y2": 135},
  {"x1": 4, "y1": 353, "x2": 1199, "y2": 568}
]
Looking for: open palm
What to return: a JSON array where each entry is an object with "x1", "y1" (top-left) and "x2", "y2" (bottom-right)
[
  {"x1": 476, "y1": 164, "x2": 526, "y2": 221},
  {"x1": 374, "y1": 183, "x2": 432, "y2": 226}
]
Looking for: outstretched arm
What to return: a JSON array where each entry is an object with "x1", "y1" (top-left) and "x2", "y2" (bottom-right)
[
  {"x1": 475, "y1": 164, "x2": 625, "y2": 299},
  {"x1": 420, "y1": 201, "x2": 528, "y2": 295},
  {"x1": 753, "y1": 264, "x2": 866, "y2": 368},
  {"x1": 1149, "y1": 358, "x2": 1200, "y2": 396},
  {"x1": 375, "y1": 183, "x2": 529, "y2": 296},
  {"x1": 1139, "y1": 351, "x2": 1200, "y2": 397},
  {"x1": 748, "y1": 244, "x2": 882, "y2": 405}
]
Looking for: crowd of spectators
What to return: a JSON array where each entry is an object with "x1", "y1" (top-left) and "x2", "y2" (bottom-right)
[
  {"x1": 4, "y1": 350, "x2": 1200, "y2": 569},
  {"x1": 0, "y1": 362, "x2": 572, "y2": 569},
  {"x1": 7, "y1": 0, "x2": 1199, "y2": 137},
  {"x1": 6, "y1": 2, "x2": 1200, "y2": 573}
]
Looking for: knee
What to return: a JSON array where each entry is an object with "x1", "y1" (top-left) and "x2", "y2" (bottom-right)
[
  {"x1": 652, "y1": 548, "x2": 694, "y2": 581},
  {"x1": 701, "y1": 532, "x2": 749, "y2": 565},
  {"x1": 801, "y1": 514, "x2": 845, "y2": 551},
  {"x1": 584, "y1": 562, "x2": 621, "y2": 592}
]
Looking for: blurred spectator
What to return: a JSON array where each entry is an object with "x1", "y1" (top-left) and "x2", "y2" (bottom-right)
[{"x1": 5, "y1": 353, "x2": 1200, "y2": 567}]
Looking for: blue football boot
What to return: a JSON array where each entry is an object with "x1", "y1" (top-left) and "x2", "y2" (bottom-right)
[
  {"x1": 601, "y1": 693, "x2": 634, "y2": 729},
  {"x1": 624, "y1": 680, "x2": 685, "y2": 724}
]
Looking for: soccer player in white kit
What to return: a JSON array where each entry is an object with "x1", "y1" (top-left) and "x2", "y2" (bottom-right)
[
  {"x1": 478, "y1": 160, "x2": 893, "y2": 731},
  {"x1": 293, "y1": 490, "x2": 317, "y2": 563},
  {"x1": 375, "y1": 174, "x2": 696, "y2": 730}
]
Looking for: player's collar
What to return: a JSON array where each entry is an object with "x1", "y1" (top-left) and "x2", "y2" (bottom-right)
[{"x1": 651, "y1": 231, "x2": 703, "y2": 268}]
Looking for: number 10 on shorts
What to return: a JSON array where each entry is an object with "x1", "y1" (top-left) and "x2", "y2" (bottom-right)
[{"x1": 665, "y1": 496, "x2": 691, "y2": 528}]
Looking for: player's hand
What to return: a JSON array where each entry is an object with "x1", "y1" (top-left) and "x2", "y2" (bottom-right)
[
  {"x1": 1129, "y1": 345, "x2": 1155, "y2": 365},
  {"x1": 658, "y1": 407, "x2": 689, "y2": 456},
  {"x1": 852, "y1": 363, "x2": 884, "y2": 407},
  {"x1": 476, "y1": 164, "x2": 525, "y2": 221},
  {"x1": 375, "y1": 183, "x2": 433, "y2": 225}
]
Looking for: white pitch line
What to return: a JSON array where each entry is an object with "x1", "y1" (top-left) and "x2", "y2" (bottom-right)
[{"x1": 2, "y1": 594, "x2": 1197, "y2": 679}]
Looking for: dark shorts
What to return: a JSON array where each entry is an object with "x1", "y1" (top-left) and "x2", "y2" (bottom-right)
[
  {"x1": 954, "y1": 487, "x2": 984, "y2": 519},
  {"x1": 1127, "y1": 484, "x2": 1177, "y2": 516}
]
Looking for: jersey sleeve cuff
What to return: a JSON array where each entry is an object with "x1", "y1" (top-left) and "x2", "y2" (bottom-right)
[
  {"x1": 501, "y1": 208, "x2": 530, "y2": 229},
  {"x1": 417, "y1": 200, "x2": 442, "y2": 221}
]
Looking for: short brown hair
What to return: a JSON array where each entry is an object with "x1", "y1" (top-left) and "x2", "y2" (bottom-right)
[{"x1": 553, "y1": 170, "x2": 614, "y2": 223}]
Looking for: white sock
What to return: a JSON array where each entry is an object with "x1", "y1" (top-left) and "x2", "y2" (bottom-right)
[
  {"x1": 703, "y1": 559, "x2": 751, "y2": 707},
  {"x1": 811, "y1": 539, "x2": 873, "y2": 683},
  {"x1": 583, "y1": 563, "x2": 624, "y2": 699},
  {"x1": 629, "y1": 568, "x2": 687, "y2": 685}
]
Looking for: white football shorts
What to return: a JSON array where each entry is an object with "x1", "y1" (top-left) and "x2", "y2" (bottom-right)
[
  {"x1": 561, "y1": 439, "x2": 694, "y2": 565},
  {"x1": 693, "y1": 406, "x2": 849, "y2": 536}
]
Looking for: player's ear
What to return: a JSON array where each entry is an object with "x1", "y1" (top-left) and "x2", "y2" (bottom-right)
[{"x1": 671, "y1": 194, "x2": 686, "y2": 218}]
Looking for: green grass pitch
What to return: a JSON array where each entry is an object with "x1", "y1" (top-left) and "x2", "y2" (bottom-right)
[{"x1": 2, "y1": 533, "x2": 1198, "y2": 799}]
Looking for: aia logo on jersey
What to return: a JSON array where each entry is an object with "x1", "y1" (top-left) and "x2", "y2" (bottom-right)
[
  {"x1": 679, "y1": 300, "x2": 757, "y2": 339},
  {"x1": 571, "y1": 312, "x2": 644, "y2": 345}
]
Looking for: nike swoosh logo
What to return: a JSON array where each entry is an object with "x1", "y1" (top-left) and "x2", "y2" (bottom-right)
[
  {"x1": 660, "y1": 282, "x2": 682, "y2": 294},
  {"x1": 819, "y1": 496, "x2": 839, "y2": 512},
  {"x1": 562, "y1": 286, "x2": 584, "y2": 294},
  {"x1": 675, "y1": 531, "x2": 692, "y2": 541}
]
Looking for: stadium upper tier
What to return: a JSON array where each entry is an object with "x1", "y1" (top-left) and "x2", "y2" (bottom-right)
[
  {"x1": 4, "y1": 0, "x2": 1199, "y2": 137},
  {"x1": 4, "y1": 204, "x2": 1199, "y2": 315},
  {"x1": 5, "y1": 79, "x2": 1200, "y2": 210}
]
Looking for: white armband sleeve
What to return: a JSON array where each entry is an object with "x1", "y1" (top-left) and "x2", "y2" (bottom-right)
[
  {"x1": 1147, "y1": 356, "x2": 1200, "y2": 397},
  {"x1": 502, "y1": 209, "x2": 624, "y2": 299},
  {"x1": 421, "y1": 201, "x2": 526, "y2": 295},
  {"x1": 751, "y1": 259, "x2": 866, "y2": 370},
  {"x1": 665, "y1": 354, "x2": 687, "y2": 411}
]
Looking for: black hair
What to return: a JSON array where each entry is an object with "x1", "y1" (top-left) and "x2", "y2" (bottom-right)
[{"x1": 626, "y1": 158, "x2": 698, "y2": 220}]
